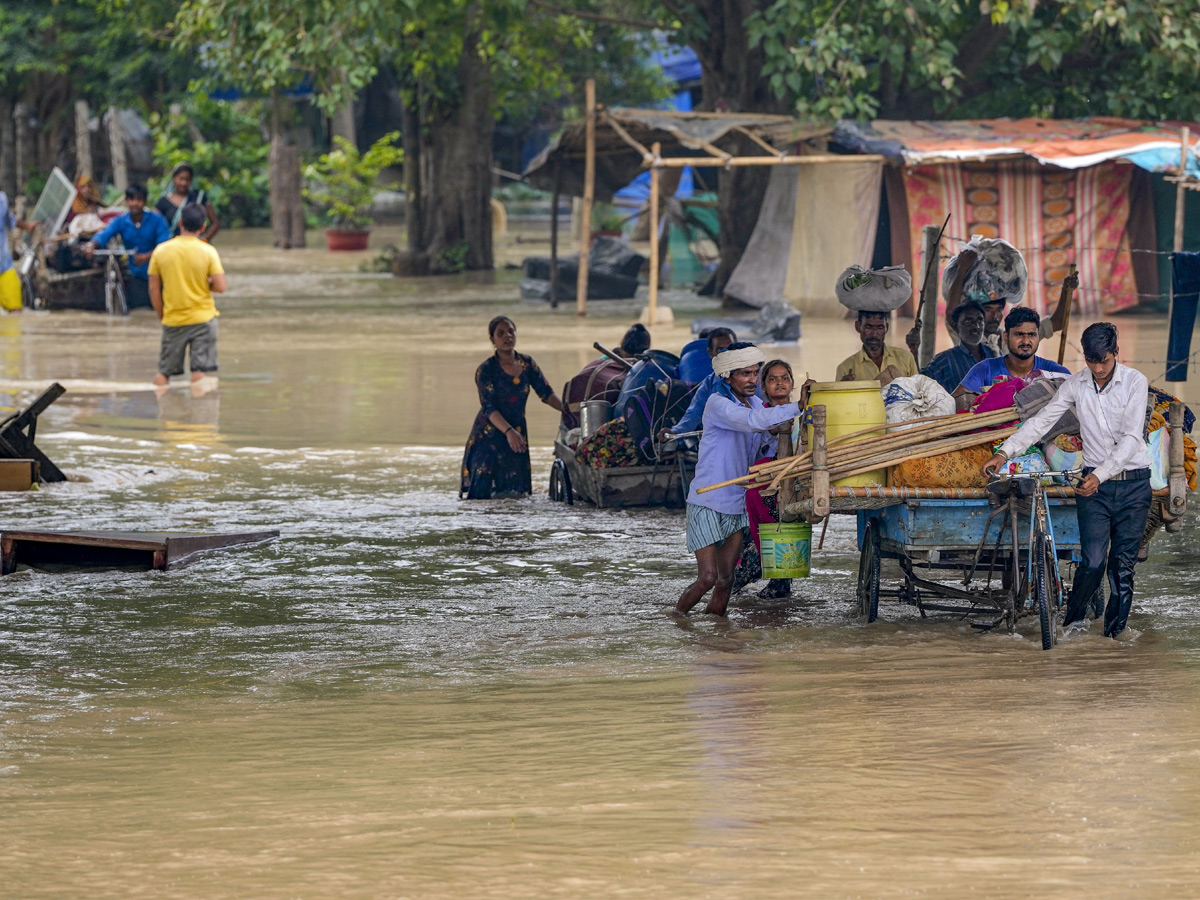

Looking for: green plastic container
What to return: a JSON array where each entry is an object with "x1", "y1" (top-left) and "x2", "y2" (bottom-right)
[{"x1": 759, "y1": 522, "x2": 812, "y2": 579}]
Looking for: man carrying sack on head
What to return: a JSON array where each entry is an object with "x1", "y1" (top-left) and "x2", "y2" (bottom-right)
[
  {"x1": 982, "y1": 323, "x2": 1152, "y2": 639},
  {"x1": 676, "y1": 343, "x2": 802, "y2": 617}
]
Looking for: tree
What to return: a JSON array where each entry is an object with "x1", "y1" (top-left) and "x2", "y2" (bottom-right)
[
  {"x1": 393, "y1": 0, "x2": 667, "y2": 273},
  {"x1": 165, "y1": 0, "x2": 410, "y2": 247},
  {"x1": 0, "y1": 0, "x2": 186, "y2": 197},
  {"x1": 746, "y1": 0, "x2": 1200, "y2": 121}
]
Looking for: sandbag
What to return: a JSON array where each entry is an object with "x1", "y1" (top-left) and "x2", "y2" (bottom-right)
[
  {"x1": 942, "y1": 236, "x2": 1028, "y2": 305},
  {"x1": 883, "y1": 375, "x2": 956, "y2": 428},
  {"x1": 890, "y1": 444, "x2": 993, "y2": 488},
  {"x1": 834, "y1": 265, "x2": 912, "y2": 312}
]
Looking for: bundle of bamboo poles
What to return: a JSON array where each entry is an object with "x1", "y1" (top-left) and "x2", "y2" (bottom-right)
[{"x1": 697, "y1": 408, "x2": 1020, "y2": 495}]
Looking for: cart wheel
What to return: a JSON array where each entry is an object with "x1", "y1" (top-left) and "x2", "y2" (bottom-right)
[
  {"x1": 1034, "y1": 533, "x2": 1056, "y2": 650},
  {"x1": 105, "y1": 267, "x2": 128, "y2": 316},
  {"x1": 19, "y1": 272, "x2": 41, "y2": 310},
  {"x1": 857, "y1": 519, "x2": 880, "y2": 623},
  {"x1": 549, "y1": 458, "x2": 573, "y2": 505}
]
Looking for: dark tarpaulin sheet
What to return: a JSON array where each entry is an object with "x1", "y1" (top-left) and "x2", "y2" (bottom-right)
[{"x1": 523, "y1": 108, "x2": 832, "y2": 202}]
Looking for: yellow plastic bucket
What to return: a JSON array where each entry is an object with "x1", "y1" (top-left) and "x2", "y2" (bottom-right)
[
  {"x1": 759, "y1": 522, "x2": 812, "y2": 579},
  {"x1": 807, "y1": 380, "x2": 887, "y2": 487}
]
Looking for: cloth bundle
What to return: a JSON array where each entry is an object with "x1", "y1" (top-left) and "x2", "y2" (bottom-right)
[
  {"x1": 834, "y1": 264, "x2": 912, "y2": 312},
  {"x1": 942, "y1": 236, "x2": 1028, "y2": 306},
  {"x1": 890, "y1": 445, "x2": 993, "y2": 489},
  {"x1": 1013, "y1": 376, "x2": 1079, "y2": 441}
]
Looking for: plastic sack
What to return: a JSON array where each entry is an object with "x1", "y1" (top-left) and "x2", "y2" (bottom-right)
[
  {"x1": 942, "y1": 236, "x2": 1028, "y2": 306},
  {"x1": 1148, "y1": 427, "x2": 1170, "y2": 490},
  {"x1": 835, "y1": 264, "x2": 912, "y2": 312},
  {"x1": 883, "y1": 375, "x2": 956, "y2": 429}
]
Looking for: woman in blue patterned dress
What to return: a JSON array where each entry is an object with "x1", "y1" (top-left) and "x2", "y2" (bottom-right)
[{"x1": 460, "y1": 316, "x2": 563, "y2": 499}]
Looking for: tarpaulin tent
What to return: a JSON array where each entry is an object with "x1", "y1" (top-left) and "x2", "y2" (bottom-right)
[
  {"x1": 723, "y1": 159, "x2": 884, "y2": 312},
  {"x1": 835, "y1": 118, "x2": 1200, "y2": 317}
]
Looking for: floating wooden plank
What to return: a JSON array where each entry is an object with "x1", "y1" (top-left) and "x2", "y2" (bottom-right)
[
  {"x1": 0, "y1": 459, "x2": 39, "y2": 491},
  {"x1": 1, "y1": 529, "x2": 280, "y2": 575},
  {"x1": 0, "y1": 383, "x2": 67, "y2": 482}
]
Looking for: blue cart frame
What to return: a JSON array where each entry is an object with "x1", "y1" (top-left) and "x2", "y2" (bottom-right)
[{"x1": 854, "y1": 493, "x2": 1082, "y2": 635}]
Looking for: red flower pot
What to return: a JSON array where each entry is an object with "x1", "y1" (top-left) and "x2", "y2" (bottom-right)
[{"x1": 324, "y1": 228, "x2": 370, "y2": 251}]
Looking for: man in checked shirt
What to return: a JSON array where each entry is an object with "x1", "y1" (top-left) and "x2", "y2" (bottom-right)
[{"x1": 982, "y1": 323, "x2": 1153, "y2": 638}]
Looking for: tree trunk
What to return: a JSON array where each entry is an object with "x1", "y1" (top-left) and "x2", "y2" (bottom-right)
[
  {"x1": 400, "y1": 87, "x2": 423, "y2": 255},
  {"x1": 685, "y1": 0, "x2": 785, "y2": 302},
  {"x1": 417, "y1": 33, "x2": 495, "y2": 273},
  {"x1": 0, "y1": 97, "x2": 17, "y2": 199},
  {"x1": 268, "y1": 95, "x2": 307, "y2": 249}
]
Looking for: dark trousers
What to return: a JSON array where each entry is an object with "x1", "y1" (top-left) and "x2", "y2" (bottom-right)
[
  {"x1": 1064, "y1": 478, "x2": 1152, "y2": 637},
  {"x1": 126, "y1": 275, "x2": 151, "y2": 309}
]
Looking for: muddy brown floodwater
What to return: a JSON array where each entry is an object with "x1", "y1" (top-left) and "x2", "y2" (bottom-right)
[{"x1": 3, "y1": 225, "x2": 1200, "y2": 898}]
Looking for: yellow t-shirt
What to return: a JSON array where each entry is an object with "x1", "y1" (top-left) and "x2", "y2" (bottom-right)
[
  {"x1": 148, "y1": 235, "x2": 224, "y2": 327},
  {"x1": 834, "y1": 344, "x2": 918, "y2": 381}
]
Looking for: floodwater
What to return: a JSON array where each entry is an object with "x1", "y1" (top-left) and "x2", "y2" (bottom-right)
[{"x1": 3, "y1": 228, "x2": 1200, "y2": 898}]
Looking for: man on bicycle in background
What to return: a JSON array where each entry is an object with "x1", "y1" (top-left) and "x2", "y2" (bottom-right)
[
  {"x1": 981, "y1": 323, "x2": 1152, "y2": 638},
  {"x1": 85, "y1": 183, "x2": 170, "y2": 310}
]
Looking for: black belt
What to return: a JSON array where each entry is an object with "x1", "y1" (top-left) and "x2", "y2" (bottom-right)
[{"x1": 1082, "y1": 466, "x2": 1150, "y2": 482}]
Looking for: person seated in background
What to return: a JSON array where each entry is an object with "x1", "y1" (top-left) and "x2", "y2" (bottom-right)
[
  {"x1": 921, "y1": 300, "x2": 995, "y2": 393},
  {"x1": 952, "y1": 306, "x2": 1070, "y2": 411},
  {"x1": 560, "y1": 323, "x2": 650, "y2": 431},
  {"x1": 835, "y1": 310, "x2": 917, "y2": 385},
  {"x1": 84, "y1": 183, "x2": 171, "y2": 310},
  {"x1": 657, "y1": 327, "x2": 737, "y2": 442},
  {"x1": 156, "y1": 162, "x2": 220, "y2": 241}
]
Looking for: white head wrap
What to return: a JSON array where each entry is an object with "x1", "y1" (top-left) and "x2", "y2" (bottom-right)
[{"x1": 712, "y1": 345, "x2": 766, "y2": 378}]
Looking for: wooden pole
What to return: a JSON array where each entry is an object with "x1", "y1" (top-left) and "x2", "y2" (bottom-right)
[
  {"x1": 645, "y1": 153, "x2": 888, "y2": 168},
  {"x1": 74, "y1": 101, "x2": 92, "y2": 179},
  {"x1": 918, "y1": 224, "x2": 940, "y2": 369},
  {"x1": 549, "y1": 156, "x2": 561, "y2": 309},
  {"x1": 1168, "y1": 400, "x2": 1187, "y2": 531},
  {"x1": 1175, "y1": 127, "x2": 1190, "y2": 254},
  {"x1": 648, "y1": 142, "x2": 661, "y2": 324},
  {"x1": 575, "y1": 78, "x2": 596, "y2": 317},
  {"x1": 108, "y1": 106, "x2": 127, "y2": 193},
  {"x1": 1055, "y1": 263, "x2": 1078, "y2": 366},
  {"x1": 776, "y1": 428, "x2": 796, "y2": 520},
  {"x1": 809, "y1": 405, "x2": 830, "y2": 523}
]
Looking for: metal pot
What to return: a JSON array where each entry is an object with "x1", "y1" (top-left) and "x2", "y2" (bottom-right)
[{"x1": 579, "y1": 399, "x2": 613, "y2": 440}]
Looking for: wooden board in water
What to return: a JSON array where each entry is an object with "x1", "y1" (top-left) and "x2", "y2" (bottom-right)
[{"x1": 0, "y1": 530, "x2": 280, "y2": 575}]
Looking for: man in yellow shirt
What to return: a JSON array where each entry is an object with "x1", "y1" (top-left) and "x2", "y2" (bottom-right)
[
  {"x1": 835, "y1": 310, "x2": 918, "y2": 384},
  {"x1": 147, "y1": 204, "x2": 226, "y2": 387}
]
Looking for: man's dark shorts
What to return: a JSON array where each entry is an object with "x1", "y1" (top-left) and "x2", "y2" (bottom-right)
[
  {"x1": 126, "y1": 275, "x2": 151, "y2": 310},
  {"x1": 159, "y1": 319, "x2": 218, "y2": 377}
]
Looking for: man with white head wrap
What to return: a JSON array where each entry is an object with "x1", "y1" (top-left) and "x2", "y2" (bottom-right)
[{"x1": 677, "y1": 342, "x2": 803, "y2": 616}]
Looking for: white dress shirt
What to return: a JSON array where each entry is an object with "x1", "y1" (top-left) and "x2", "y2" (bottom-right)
[{"x1": 998, "y1": 363, "x2": 1151, "y2": 484}]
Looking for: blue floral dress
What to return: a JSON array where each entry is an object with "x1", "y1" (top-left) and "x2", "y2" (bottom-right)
[{"x1": 460, "y1": 353, "x2": 553, "y2": 499}]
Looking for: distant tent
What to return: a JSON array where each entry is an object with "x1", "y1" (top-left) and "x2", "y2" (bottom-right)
[{"x1": 724, "y1": 159, "x2": 883, "y2": 312}]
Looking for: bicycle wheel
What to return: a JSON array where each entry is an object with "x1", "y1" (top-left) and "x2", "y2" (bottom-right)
[
  {"x1": 857, "y1": 519, "x2": 880, "y2": 623},
  {"x1": 105, "y1": 267, "x2": 128, "y2": 316},
  {"x1": 1035, "y1": 533, "x2": 1056, "y2": 650}
]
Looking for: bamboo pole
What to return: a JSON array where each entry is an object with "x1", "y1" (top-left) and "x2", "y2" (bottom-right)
[
  {"x1": 549, "y1": 155, "x2": 561, "y2": 309},
  {"x1": 649, "y1": 153, "x2": 887, "y2": 168},
  {"x1": 1168, "y1": 400, "x2": 1186, "y2": 529},
  {"x1": 1055, "y1": 263, "x2": 1078, "y2": 366},
  {"x1": 576, "y1": 78, "x2": 596, "y2": 317},
  {"x1": 918, "y1": 225, "x2": 940, "y2": 369},
  {"x1": 696, "y1": 408, "x2": 1019, "y2": 495},
  {"x1": 648, "y1": 142, "x2": 660, "y2": 325}
]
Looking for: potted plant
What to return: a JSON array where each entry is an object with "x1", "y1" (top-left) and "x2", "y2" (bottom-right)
[
  {"x1": 305, "y1": 131, "x2": 403, "y2": 251},
  {"x1": 591, "y1": 202, "x2": 627, "y2": 240}
]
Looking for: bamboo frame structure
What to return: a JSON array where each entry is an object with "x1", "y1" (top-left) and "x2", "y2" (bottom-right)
[{"x1": 567, "y1": 86, "x2": 886, "y2": 316}]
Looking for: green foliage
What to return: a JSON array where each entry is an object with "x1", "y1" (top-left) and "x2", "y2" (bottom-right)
[
  {"x1": 746, "y1": 0, "x2": 1200, "y2": 121},
  {"x1": 304, "y1": 132, "x2": 404, "y2": 230},
  {"x1": 149, "y1": 94, "x2": 271, "y2": 227},
  {"x1": 167, "y1": 0, "x2": 412, "y2": 115},
  {"x1": 437, "y1": 241, "x2": 471, "y2": 274},
  {"x1": 591, "y1": 202, "x2": 627, "y2": 233}
]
